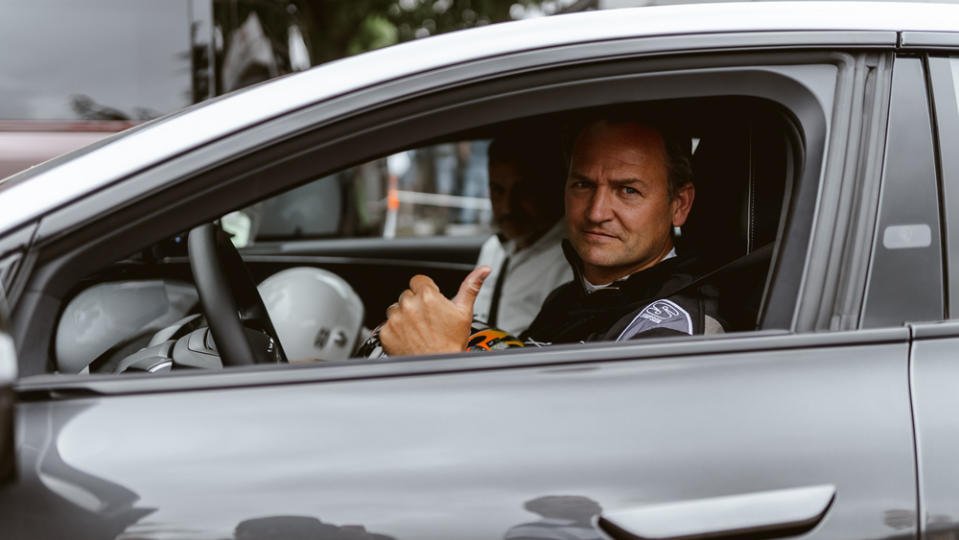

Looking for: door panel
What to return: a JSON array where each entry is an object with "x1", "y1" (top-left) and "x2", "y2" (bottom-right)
[
  {"x1": 910, "y1": 333, "x2": 959, "y2": 539},
  {"x1": 913, "y1": 54, "x2": 959, "y2": 540},
  {"x1": 3, "y1": 337, "x2": 915, "y2": 539}
]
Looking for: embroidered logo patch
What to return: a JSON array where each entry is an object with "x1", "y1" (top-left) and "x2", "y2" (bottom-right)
[{"x1": 616, "y1": 299, "x2": 693, "y2": 341}]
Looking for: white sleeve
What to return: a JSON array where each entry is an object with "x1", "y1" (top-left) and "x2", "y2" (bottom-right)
[
  {"x1": 495, "y1": 240, "x2": 571, "y2": 335},
  {"x1": 473, "y1": 236, "x2": 505, "y2": 324}
]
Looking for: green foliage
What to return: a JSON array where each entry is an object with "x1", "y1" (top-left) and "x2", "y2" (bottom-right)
[
  {"x1": 303, "y1": 0, "x2": 554, "y2": 64},
  {"x1": 347, "y1": 15, "x2": 400, "y2": 56}
]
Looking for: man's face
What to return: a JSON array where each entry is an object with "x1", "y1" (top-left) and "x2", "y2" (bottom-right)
[
  {"x1": 565, "y1": 121, "x2": 693, "y2": 284},
  {"x1": 488, "y1": 160, "x2": 554, "y2": 245}
]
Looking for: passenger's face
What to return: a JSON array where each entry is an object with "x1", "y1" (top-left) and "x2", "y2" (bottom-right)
[
  {"x1": 565, "y1": 121, "x2": 693, "y2": 284},
  {"x1": 488, "y1": 160, "x2": 554, "y2": 244}
]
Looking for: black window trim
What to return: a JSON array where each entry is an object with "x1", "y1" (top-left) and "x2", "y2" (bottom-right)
[
  {"x1": 927, "y1": 55, "x2": 959, "y2": 321},
  {"x1": 860, "y1": 55, "x2": 946, "y2": 328}
]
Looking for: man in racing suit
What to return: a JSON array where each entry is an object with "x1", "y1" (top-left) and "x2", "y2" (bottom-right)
[
  {"x1": 521, "y1": 240, "x2": 723, "y2": 344},
  {"x1": 379, "y1": 116, "x2": 723, "y2": 356}
]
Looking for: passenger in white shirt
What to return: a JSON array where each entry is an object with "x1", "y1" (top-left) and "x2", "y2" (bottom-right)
[{"x1": 473, "y1": 134, "x2": 572, "y2": 335}]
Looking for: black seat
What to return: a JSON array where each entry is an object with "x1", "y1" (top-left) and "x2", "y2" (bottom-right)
[{"x1": 679, "y1": 119, "x2": 789, "y2": 331}]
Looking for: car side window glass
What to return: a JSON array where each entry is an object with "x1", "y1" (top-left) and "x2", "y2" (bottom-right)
[
  {"x1": 52, "y1": 94, "x2": 812, "y2": 375},
  {"x1": 862, "y1": 56, "x2": 944, "y2": 327},
  {"x1": 235, "y1": 141, "x2": 493, "y2": 245}
]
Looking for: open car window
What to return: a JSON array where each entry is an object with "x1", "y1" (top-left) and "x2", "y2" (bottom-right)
[
  {"x1": 7, "y1": 46, "x2": 847, "y2": 379},
  {"x1": 48, "y1": 95, "x2": 801, "y2": 375}
]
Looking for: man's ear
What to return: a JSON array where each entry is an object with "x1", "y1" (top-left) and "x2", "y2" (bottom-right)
[{"x1": 671, "y1": 182, "x2": 695, "y2": 227}]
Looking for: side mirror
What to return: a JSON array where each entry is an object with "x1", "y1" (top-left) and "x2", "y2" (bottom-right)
[{"x1": 0, "y1": 332, "x2": 16, "y2": 483}]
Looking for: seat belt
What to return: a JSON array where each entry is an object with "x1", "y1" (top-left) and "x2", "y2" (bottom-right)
[
  {"x1": 487, "y1": 256, "x2": 510, "y2": 328},
  {"x1": 655, "y1": 243, "x2": 774, "y2": 302}
]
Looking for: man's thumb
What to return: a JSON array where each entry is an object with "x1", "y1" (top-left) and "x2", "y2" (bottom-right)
[{"x1": 452, "y1": 266, "x2": 492, "y2": 310}]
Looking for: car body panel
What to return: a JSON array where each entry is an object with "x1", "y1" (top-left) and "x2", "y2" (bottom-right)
[
  {"x1": 910, "y1": 330, "x2": 959, "y2": 539},
  {"x1": 6, "y1": 336, "x2": 916, "y2": 539},
  {"x1": 912, "y1": 51, "x2": 959, "y2": 540}
]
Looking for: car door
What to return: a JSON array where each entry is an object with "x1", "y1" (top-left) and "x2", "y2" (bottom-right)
[
  {"x1": 1, "y1": 35, "x2": 918, "y2": 540},
  {"x1": 909, "y1": 49, "x2": 959, "y2": 540}
]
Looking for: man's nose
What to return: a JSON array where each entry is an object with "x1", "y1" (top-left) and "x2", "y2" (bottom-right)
[{"x1": 586, "y1": 188, "x2": 612, "y2": 223}]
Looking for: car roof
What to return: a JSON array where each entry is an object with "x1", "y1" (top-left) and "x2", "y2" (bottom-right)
[{"x1": 1, "y1": 1, "x2": 957, "y2": 235}]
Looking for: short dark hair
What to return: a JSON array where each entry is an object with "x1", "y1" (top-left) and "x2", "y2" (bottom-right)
[
  {"x1": 565, "y1": 111, "x2": 693, "y2": 199},
  {"x1": 658, "y1": 126, "x2": 693, "y2": 199}
]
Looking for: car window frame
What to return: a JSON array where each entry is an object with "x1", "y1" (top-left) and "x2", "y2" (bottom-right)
[
  {"x1": 13, "y1": 49, "x2": 852, "y2": 378},
  {"x1": 927, "y1": 54, "x2": 959, "y2": 318},
  {"x1": 860, "y1": 54, "x2": 946, "y2": 327}
]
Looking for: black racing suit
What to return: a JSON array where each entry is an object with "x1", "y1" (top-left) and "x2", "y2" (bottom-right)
[{"x1": 521, "y1": 241, "x2": 724, "y2": 344}]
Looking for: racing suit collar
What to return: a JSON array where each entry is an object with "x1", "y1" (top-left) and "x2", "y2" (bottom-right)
[{"x1": 561, "y1": 239, "x2": 683, "y2": 297}]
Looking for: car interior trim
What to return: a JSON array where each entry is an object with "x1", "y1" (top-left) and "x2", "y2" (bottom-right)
[
  {"x1": 241, "y1": 235, "x2": 487, "y2": 263},
  {"x1": 224, "y1": 256, "x2": 473, "y2": 272}
]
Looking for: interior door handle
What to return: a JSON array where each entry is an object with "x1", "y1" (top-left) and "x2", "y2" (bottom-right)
[{"x1": 597, "y1": 484, "x2": 836, "y2": 540}]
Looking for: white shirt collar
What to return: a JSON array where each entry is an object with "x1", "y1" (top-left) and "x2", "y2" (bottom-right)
[{"x1": 583, "y1": 247, "x2": 677, "y2": 294}]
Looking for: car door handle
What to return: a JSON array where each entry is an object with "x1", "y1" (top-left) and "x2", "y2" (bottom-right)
[{"x1": 597, "y1": 484, "x2": 836, "y2": 540}]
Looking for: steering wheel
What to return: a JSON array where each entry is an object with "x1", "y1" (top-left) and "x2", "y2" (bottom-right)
[{"x1": 187, "y1": 223, "x2": 287, "y2": 366}]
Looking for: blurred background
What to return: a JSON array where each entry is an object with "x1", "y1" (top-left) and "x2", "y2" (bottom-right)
[{"x1": 0, "y1": 0, "x2": 787, "y2": 241}]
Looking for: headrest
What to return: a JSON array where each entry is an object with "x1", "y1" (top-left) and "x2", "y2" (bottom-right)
[{"x1": 680, "y1": 122, "x2": 787, "y2": 265}]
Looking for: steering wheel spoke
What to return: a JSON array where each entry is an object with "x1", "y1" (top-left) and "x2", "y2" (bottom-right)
[{"x1": 188, "y1": 223, "x2": 288, "y2": 367}]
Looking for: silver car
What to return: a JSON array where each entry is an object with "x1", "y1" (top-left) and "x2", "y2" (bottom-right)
[{"x1": 2, "y1": 2, "x2": 959, "y2": 539}]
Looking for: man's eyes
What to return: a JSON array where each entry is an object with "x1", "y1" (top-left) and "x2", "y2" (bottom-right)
[
  {"x1": 566, "y1": 181, "x2": 643, "y2": 196},
  {"x1": 569, "y1": 180, "x2": 593, "y2": 189}
]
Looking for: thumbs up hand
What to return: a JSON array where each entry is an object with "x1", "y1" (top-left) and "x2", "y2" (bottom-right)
[{"x1": 380, "y1": 266, "x2": 491, "y2": 356}]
